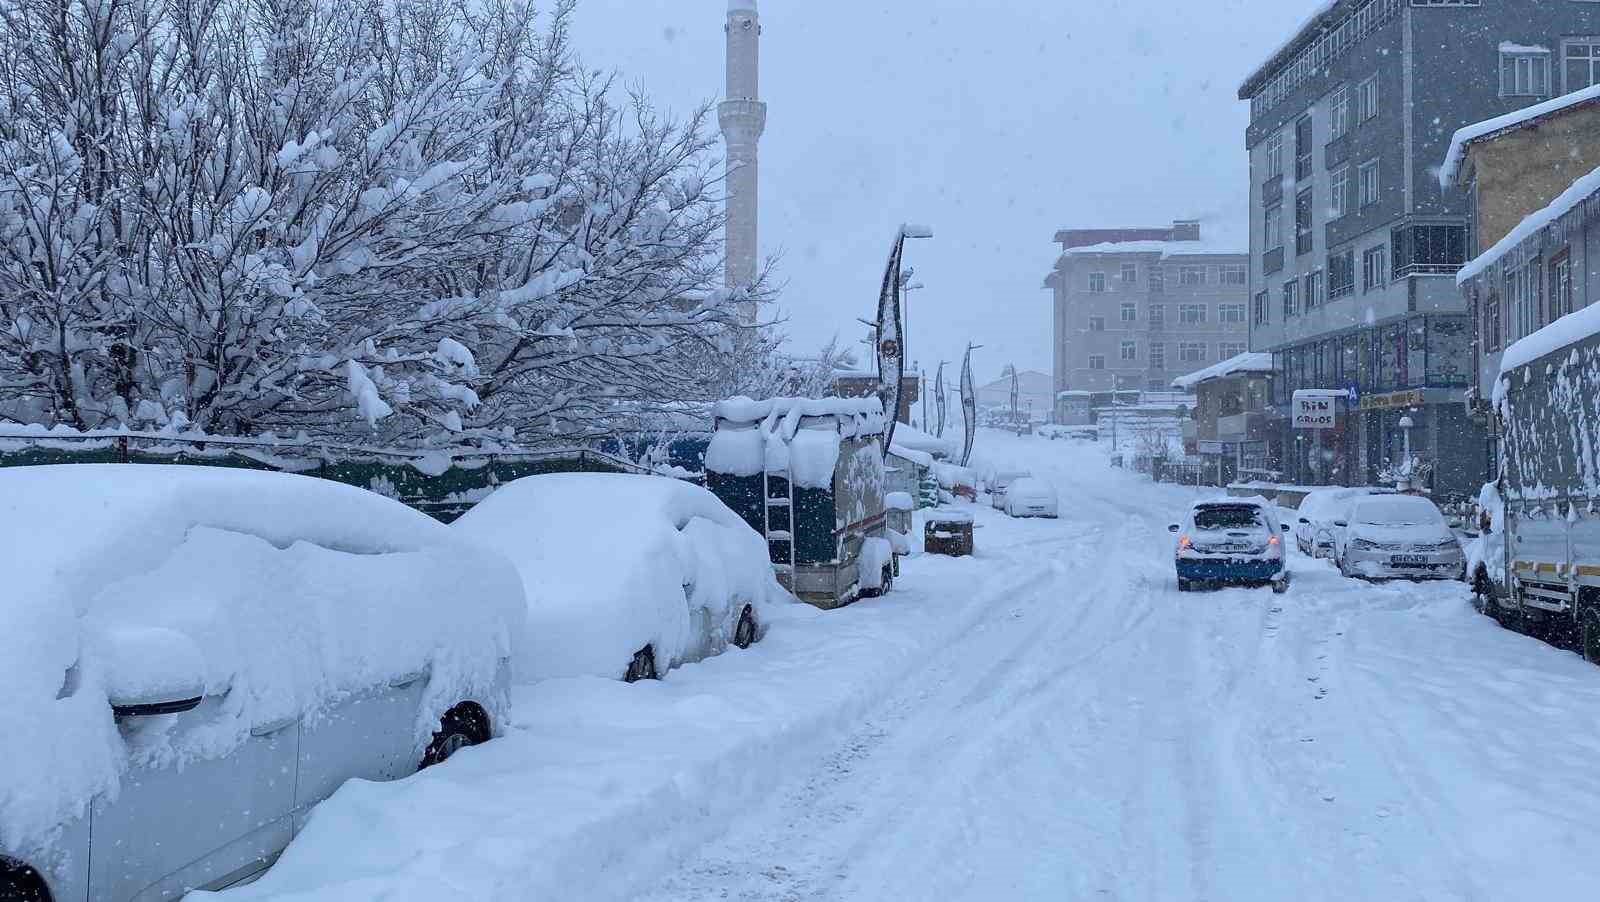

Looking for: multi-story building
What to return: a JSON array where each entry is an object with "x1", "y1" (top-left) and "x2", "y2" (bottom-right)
[
  {"x1": 1238, "y1": 0, "x2": 1600, "y2": 500},
  {"x1": 1044, "y1": 220, "x2": 1249, "y2": 401}
]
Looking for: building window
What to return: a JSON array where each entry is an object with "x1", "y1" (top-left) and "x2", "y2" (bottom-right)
[
  {"x1": 1088, "y1": 355, "x2": 1106, "y2": 371},
  {"x1": 1149, "y1": 304, "x2": 1166, "y2": 327},
  {"x1": 1121, "y1": 303, "x2": 1138, "y2": 323},
  {"x1": 1358, "y1": 75, "x2": 1379, "y2": 122},
  {"x1": 1266, "y1": 131, "x2": 1284, "y2": 180},
  {"x1": 1391, "y1": 224, "x2": 1468, "y2": 277},
  {"x1": 1506, "y1": 258, "x2": 1543, "y2": 342},
  {"x1": 1179, "y1": 265, "x2": 1206, "y2": 286},
  {"x1": 1330, "y1": 166, "x2": 1350, "y2": 220},
  {"x1": 1500, "y1": 44, "x2": 1551, "y2": 98},
  {"x1": 1179, "y1": 304, "x2": 1208, "y2": 325},
  {"x1": 1362, "y1": 245, "x2": 1388, "y2": 291},
  {"x1": 1121, "y1": 341, "x2": 1138, "y2": 362},
  {"x1": 1088, "y1": 272, "x2": 1107, "y2": 293},
  {"x1": 1121, "y1": 263, "x2": 1138, "y2": 285},
  {"x1": 1088, "y1": 315, "x2": 1106, "y2": 332},
  {"x1": 1565, "y1": 38, "x2": 1600, "y2": 92},
  {"x1": 1253, "y1": 290, "x2": 1269, "y2": 326},
  {"x1": 1150, "y1": 343, "x2": 1166, "y2": 371},
  {"x1": 1304, "y1": 269, "x2": 1326, "y2": 310},
  {"x1": 1264, "y1": 203, "x2": 1283, "y2": 251},
  {"x1": 1219, "y1": 303, "x2": 1247, "y2": 324},
  {"x1": 1358, "y1": 159, "x2": 1380, "y2": 207},
  {"x1": 1295, "y1": 115, "x2": 1313, "y2": 181},
  {"x1": 1220, "y1": 341, "x2": 1248, "y2": 359},
  {"x1": 1551, "y1": 252, "x2": 1573, "y2": 322},
  {"x1": 1220, "y1": 264, "x2": 1247, "y2": 286},
  {"x1": 1179, "y1": 342, "x2": 1208, "y2": 363},
  {"x1": 1296, "y1": 189, "x2": 1314, "y2": 256},
  {"x1": 1282, "y1": 279, "x2": 1299, "y2": 319},
  {"x1": 1148, "y1": 266, "x2": 1165, "y2": 295},
  {"x1": 1484, "y1": 290, "x2": 1503, "y2": 352},
  {"x1": 1329, "y1": 84, "x2": 1351, "y2": 139},
  {"x1": 1328, "y1": 250, "x2": 1356, "y2": 300}
]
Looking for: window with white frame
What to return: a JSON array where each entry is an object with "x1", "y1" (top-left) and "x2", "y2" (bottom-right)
[
  {"x1": 1219, "y1": 342, "x2": 1248, "y2": 359},
  {"x1": 1220, "y1": 264, "x2": 1247, "y2": 286},
  {"x1": 1088, "y1": 355, "x2": 1106, "y2": 371},
  {"x1": 1120, "y1": 341, "x2": 1137, "y2": 362},
  {"x1": 1088, "y1": 315, "x2": 1106, "y2": 332},
  {"x1": 1564, "y1": 38, "x2": 1600, "y2": 92},
  {"x1": 1266, "y1": 131, "x2": 1284, "y2": 180},
  {"x1": 1552, "y1": 252, "x2": 1574, "y2": 322},
  {"x1": 1121, "y1": 263, "x2": 1138, "y2": 284},
  {"x1": 1179, "y1": 304, "x2": 1207, "y2": 325},
  {"x1": 1219, "y1": 304, "x2": 1247, "y2": 324},
  {"x1": 1179, "y1": 342, "x2": 1207, "y2": 363},
  {"x1": 1253, "y1": 291, "x2": 1269, "y2": 326},
  {"x1": 1121, "y1": 303, "x2": 1137, "y2": 322},
  {"x1": 1304, "y1": 269, "x2": 1326, "y2": 310},
  {"x1": 1330, "y1": 165, "x2": 1350, "y2": 220},
  {"x1": 1362, "y1": 245, "x2": 1388, "y2": 290},
  {"x1": 1282, "y1": 279, "x2": 1299, "y2": 319},
  {"x1": 1150, "y1": 343, "x2": 1166, "y2": 370},
  {"x1": 1501, "y1": 44, "x2": 1551, "y2": 98},
  {"x1": 1358, "y1": 75, "x2": 1379, "y2": 122},
  {"x1": 1329, "y1": 84, "x2": 1351, "y2": 139},
  {"x1": 1149, "y1": 304, "x2": 1166, "y2": 327},
  {"x1": 1088, "y1": 272, "x2": 1107, "y2": 293},
  {"x1": 1265, "y1": 203, "x2": 1284, "y2": 251},
  {"x1": 1506, "y1": 259, "x2": 1542, "y2": 342},
  {"x1": 1179, "y1": 266, "x2": 1206, "y2": 286},
  {"x1": 1359, "y1": 158, "x2": 1380, "y2": 207}
]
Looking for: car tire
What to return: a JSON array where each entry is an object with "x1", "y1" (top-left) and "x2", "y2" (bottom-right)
[
  {"x1": 420, "y1": 701, "x2": 491, "y2": 769},
  {"x1": 1473, "y1": 568, "x2": 1498, "y2": 619},
  {"x1": 733, "y1": 605, "x2": 759, "y2": 650},
  {"x1": 1273, "y1": 574, "x2": 1290, "y2": 595},
  {"x1": 1581, "y1": 612, "x2": 1600, "y2": 665},
  {"x1": 1177, "y1": 578, "x2": 1193, "y2": 593},
  {"x1": 624, "y1": 644, "x2": 659, "y2": 683},
  {"x1": 1, "y1": 858, "x2": 50, "y2": 902}
]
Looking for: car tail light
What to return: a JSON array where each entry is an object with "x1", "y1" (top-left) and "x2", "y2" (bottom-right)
[{"x1": 1268, "y1": 534, "x2": 1280, "y2": 546}]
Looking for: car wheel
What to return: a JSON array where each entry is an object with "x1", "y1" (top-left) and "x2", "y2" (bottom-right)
[
  {"x1": 733, "y1": 605, "x2": 759, "y2": 650},
  {"x1": 1273, "y1": 574, "x2": 1290, "y2": 595},
  {"x1": 1473, "y1": 568, "x2": 1497, "y2": 618},
  {"x1": 420, "y1": 702, "x2": 491, "y2": 769},
  {"x1": 624, "y1": 644, "x2": 659, "y2": 683},
  {"x1": 1177, "y1": 578, "x2": 1192, "y2": 593},
  {"x1": 1582, "y1": 613, "x2": 1600, "y2": 665},
  {"x1": 1, "y1": 858, "x2": 50, "y2": 902}
]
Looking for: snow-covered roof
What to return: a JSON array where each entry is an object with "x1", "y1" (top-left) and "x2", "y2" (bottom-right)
[
  {"x1": 707, "y1": 396, "x2": 886, "y2": 487},
  {"x1": 1057, "y1": 390, "x2": 1091, "y2": 398},
  {"x1": 1237, "y1": 0, "x2": 1344, "y2": 98},
  {"x1": 1169, "y1": 353, "x2": 1274, "y2": 390},
  {"x1": 1061, "y1": 240, "x2": 1244, "y2": 259},
  {"x1": 1459, "y1": 160, "x2": 1600, "y2": 286},
  {"x1": 711, "y1": 396, "x2": 885, "y2": 437},
  {"x1": 1438, "y1": 84, "x2": 1600, "y2": 189}
]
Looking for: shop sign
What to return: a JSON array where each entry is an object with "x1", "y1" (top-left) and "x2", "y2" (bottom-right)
[
  {"x1": 1292, "y1": 395, "x2": 1338, "y2": 430},
  {"x1": 1359, "y1": 389, "x2": 1425, "y2": 411}
]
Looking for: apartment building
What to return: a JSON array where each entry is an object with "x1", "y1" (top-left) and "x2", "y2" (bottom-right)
[
  {"x1": 1239, "y1": 0, "x2": 1600, "y2": 500},
  {"x1": 1044, "y1": 220, "x2": 1249, "y2": 398}
]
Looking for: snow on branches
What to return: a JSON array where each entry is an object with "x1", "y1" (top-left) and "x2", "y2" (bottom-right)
[{"x1": 0, "y1": 0, "x2": 765, "y2": 446}]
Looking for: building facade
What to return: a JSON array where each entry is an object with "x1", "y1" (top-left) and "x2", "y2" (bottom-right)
[
  {"x1": 1239, "y1": 0, "x2": 1600, "y2": 500},
  {"x1": 1044, "y1": 221, "x2": 1249, "y2": 397},
  {"x1": 1173, "y1": 354, "x2": 1280, "y2": 485},
  {"x1": 720, "y1": 1, "x2": 766, "y2": 323}
]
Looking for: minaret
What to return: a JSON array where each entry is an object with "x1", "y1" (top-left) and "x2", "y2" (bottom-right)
[{"x1": 720, "y1": 0, "x2": 766, "y2": 324}]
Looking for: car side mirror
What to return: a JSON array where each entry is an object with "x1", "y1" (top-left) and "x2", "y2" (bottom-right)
[
  {"x1": 1281, "y1": 524, "x2": 1291, "y2": 532},
  {"x1": 1168, "y1": 524, "x2": 1181, "y2": 533},
  {"x1": 1334, "y1": 520, "x2": 1348, "y2": 529},
  {"x1": 98, "y1": 626, "x2": 207, "y2": 718},
  {"x1": 1298, "y1": 518, "x2": 1310, "y2": 525}
]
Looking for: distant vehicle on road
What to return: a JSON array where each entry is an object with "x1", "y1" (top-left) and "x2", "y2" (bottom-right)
[
  {"x1": 1002, "y1": 477, "x2": 1059, "y2": 519},
  {"x1": 1333, "y1": 495, "x2": 1465, "y2": 582},
  {"x1": 1169, "y1": 499, "x2": 1290, "y2": 594},
  {"x1": 0, "y1": 466, "x2": 522, "y2": 902},
  {"x1": 1294, "y1": 487, "x2": 1397, "y2": 558},
  {"x1": 989, "y1": 470, "x2": 1032, "y2": 510}
]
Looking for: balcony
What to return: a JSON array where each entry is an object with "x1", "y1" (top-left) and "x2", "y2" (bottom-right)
[
  {"x1": 1264, "y1": 246, "x2": 1285, "y2": 276},
  {"x1": 1262, "y1": 177, "x2": 1284, "y2": 206}
]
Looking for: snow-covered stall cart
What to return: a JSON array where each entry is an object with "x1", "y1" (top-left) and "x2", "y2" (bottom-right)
[{"x1": 705, "y1": 397, "x2": 899, "y2": 609}]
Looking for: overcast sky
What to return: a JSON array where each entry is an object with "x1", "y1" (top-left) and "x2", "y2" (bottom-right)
[{"x1": 569, "y1": 0, "x2": 1314, "y2": 383}]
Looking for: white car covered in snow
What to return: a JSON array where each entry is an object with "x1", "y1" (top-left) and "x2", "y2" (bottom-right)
[
  {"x1": 989, "y1": 470, "x2": 1032, "y2": 510},
  {"x1": 451, "y1": 473, "x2": 791, "y2": 684},
  {"x1": 1002, "y1": 477, "x2": 1059, "y2": 518},
  {"x1": 1334, "y1": 495, "x2": 1466, "y2": 582},
  {"x1": 0, "y1": 466, "x2": 523, "y2": 902},
  {"x1": 1293, "y1": 486, "x2": 1396, "y2": 558}
]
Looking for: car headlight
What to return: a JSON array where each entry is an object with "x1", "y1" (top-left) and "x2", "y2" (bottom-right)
[{"x1": 1351, "y1": 538, "x2": 1380, "y2": 551}]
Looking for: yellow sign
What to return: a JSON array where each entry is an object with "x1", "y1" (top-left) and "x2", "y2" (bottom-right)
[{"x1": 1359, "y1": 389, "x2": 1424, "y2": 411}]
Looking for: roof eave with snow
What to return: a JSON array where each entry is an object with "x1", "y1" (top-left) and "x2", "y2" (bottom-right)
[
  {"x1": 1439, "y1": 84, "x2": 1600, "y2": 189},
  {"x1": 1169, "y1": 353, "x2": 1275, "y2": 391},
  {"x1": 1458, "y1": 161, "x2": 1600, "y2": 287}
]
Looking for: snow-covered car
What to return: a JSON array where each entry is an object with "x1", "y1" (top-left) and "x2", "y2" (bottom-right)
[
  {"x1": 1169, "y1": 499, "x2": 1290, "y2": 594},
  {"x1": 451, "y1": 473, "x2": 791, "y2": 684},
  {"x1": 1334, "y1": 495, "x2": 1466, "y2": 581},
  {"x1": 1003, "y1": 477, "x2": 1059, "y2": 518},
  {"x1": 0, "y1": 466, "x2": 523, "y2": 902},
  {"x1": 989, "y1": 470, "x2": 1032, "y2": 510},
  {"x1": 1293, "y1": 486, "x2": 1396, "y2": 558}
]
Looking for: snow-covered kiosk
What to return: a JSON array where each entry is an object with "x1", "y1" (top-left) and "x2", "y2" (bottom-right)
[{"x1": 705, "y1": 397, "x2": 897, "y2": 610}]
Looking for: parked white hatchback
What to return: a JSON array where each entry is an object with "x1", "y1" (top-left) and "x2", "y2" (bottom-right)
[
  {"x1": 1334, "y1": 494, "x2": 1466, "y2": 581},
  {"x1": 0, "y1": 466, "x2": 523, "y2": 902},
  {"x1": 1003, "y1": 477, "x2": 1059, "y2": 519}
]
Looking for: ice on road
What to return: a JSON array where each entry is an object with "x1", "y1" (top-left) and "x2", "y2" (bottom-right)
[{"x1": 218, "y1": 432, "x2": 1600, "y2": 902}]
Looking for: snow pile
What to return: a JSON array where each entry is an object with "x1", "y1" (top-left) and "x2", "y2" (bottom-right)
[
  {"x1": 1169, "y1": 352, "x2": 1273, "y2": 390},
  {"x1": 1465, "y1": 483, "x2": 1507, "y2": 583},
  {"x1": 0, "y1": 466, "x2": 521, "y2": 861},
  {"x1": 705, "y1": 396, "x2": 885, "y2": 489},
  {"x1": 451, "y1": 473, "x2": 793, "y2": 683},
  {"x1": 888, "y1": 422, "x2": 955, "y2": 459},
  {"x1": 1439, "y1": 83, "x2": 1600, "y2": 189}
]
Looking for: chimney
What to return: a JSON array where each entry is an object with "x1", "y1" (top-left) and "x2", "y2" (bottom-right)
[{"x1": 1170, "y1": 220, "x2": 1201, "y2": 242}]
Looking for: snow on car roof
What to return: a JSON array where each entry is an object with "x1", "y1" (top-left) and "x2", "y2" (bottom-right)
[
  {"x1": 0, "y1": 465, "x2": 522, "y2": 858},
  {"x1": 451, "y1": 473, "x2": 790, "y2": 682}
]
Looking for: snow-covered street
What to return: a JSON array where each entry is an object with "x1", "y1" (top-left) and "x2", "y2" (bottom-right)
[{"x1": 201, "y1": 430, "x2": 1600, "y2": 902}]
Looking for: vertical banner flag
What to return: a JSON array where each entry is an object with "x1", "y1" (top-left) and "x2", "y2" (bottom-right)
[
  {"x1": 961, "y1": 345, "x2": 977, "y2": 467},
  {"x1": 934, "y1": 361, "x2": 947, "y2": 438},
  {"x1": 876, "y1": 230, "x2": 907, "y2": 457}
]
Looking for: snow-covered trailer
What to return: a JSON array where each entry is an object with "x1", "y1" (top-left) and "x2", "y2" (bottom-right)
[
  {"x1": 1493, "y1": 310, "x2": 1600, "y2": 661},
  {"x1": 704, "y1": 397, "x2": 896, "y2": 610}
]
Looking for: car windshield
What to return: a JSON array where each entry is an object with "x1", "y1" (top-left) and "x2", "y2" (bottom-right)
[
  {"x1": 1355, "y1": 498, "x2": 1443, "y2": 527},
  {"x1": 1193, "y1": 507, "x2": 1265, "y2": 531}
]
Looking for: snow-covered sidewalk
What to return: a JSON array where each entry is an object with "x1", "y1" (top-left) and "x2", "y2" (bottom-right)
[{"x1": 211, "y1": 432, "x2": 1600, "y2": 901}]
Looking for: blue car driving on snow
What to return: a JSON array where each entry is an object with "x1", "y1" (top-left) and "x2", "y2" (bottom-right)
[{"x1": 1169, "y1": 498, "x2": 1291, "y2": 594}]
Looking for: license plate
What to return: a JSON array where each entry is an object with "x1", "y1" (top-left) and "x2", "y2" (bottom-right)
[{"x1": 1392, "y1": 554, "x2": 1428, "y2": 566}]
